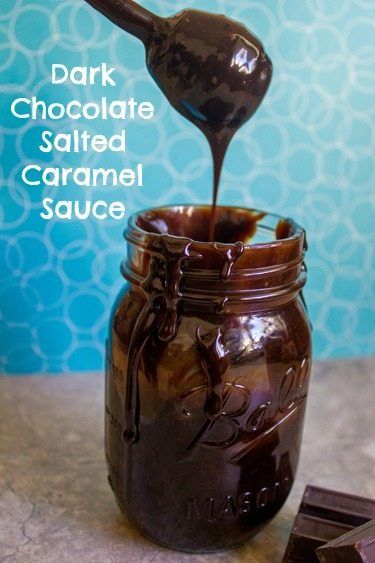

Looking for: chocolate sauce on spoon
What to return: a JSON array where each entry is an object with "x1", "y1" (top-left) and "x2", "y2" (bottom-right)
[{"x1": 85, "y1": 0, "x2": 273, "y2": 239}]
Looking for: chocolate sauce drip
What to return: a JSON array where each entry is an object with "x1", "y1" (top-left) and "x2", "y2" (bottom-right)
[
  {"x1": 123, "y1": 303, "x2": 155, "y2": 443},
  {"x1": 146, "y1": 9, "x2": 272, "y2": 238},
  {"x1": 196, "y1": 327, "x2": 229, "y2": 420},
  {"x1": 122, "y1": 226, "x2": 249, "y2": 443},
  {"x1": 85, "y1": 1, "x2": 272, "y2": 238},
  {"x1": 124, "y1": 234, "x2": 199, "y2": 442},
  {"x1": 156, "y1": 236, "x2": 192, "y2": 342},
  {"x1": 184, "y1": 327, "x2": 230, "y2": 455},
  {"x1": 212, "y1": 241, "x2": 245, "y2": 280}
]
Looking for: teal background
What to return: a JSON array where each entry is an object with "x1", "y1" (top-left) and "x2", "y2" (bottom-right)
[{"x1": 0, "y1": 0, "x2": 374, "y2": 374}]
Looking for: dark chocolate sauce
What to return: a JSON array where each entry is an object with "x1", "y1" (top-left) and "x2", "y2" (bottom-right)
[
  {"x1": 123, "y1": 234, "x2": 194, "y2": 442},
  {"x1": 123, "y1": 207, "x2": 266, "y2": 443},
  {"x1": 85, "y1": 0, "x2": 272, "y2": 238},
  {"x1": 106, "y1": 206, "x2": 310, "y2": 551},
  {"x1": 196, "y1": 326, "x2": 229, "y2": 421},
  {"x1": 83, "y1": 2, "x2": 311, "y2": 553}
]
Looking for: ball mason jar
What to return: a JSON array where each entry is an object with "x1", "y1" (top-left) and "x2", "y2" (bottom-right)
[{"x1": 105, "y1": 205, "x2": 312, "y2": 552}]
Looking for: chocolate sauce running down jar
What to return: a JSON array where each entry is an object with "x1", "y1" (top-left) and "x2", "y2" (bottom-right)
[{"x1": 106, "y1": 205, "x2": 312, "y2": 552}]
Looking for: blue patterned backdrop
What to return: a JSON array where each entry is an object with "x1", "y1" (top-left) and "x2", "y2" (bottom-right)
[{"x1": 0, "y1": 0, "x2": 374, "y2": 374}]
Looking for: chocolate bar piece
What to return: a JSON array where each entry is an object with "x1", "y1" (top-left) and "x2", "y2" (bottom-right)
[
  {"x1": 316, "y1": 519, "x2": 375, "y2": 562},
  {"x1": 302, "y1": 486, "x2": 375, "y2": 527},
  {"x1": 284, "y1": 513, "x2": 353, "y2": 562},
  {"x1": 282, "y1": 486, "x2": 375, "y2": 562}
]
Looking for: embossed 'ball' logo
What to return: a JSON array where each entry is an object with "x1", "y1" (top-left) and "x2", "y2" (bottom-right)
[
  {"x1": 178, "y1": 356, "x2": 310, "y2": 464},
  {"x1": 180, "y1": 382, "x2": 251, "y2": 449}
]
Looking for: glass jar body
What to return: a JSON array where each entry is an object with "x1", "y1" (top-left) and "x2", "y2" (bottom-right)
[{"x1": 106, "y1": 285, "x2": 311, "y2": 552}]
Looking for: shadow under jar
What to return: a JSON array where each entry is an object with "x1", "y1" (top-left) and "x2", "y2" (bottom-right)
[{"x1": 105, "y1": 205, "x2": 312, "y2": 553}]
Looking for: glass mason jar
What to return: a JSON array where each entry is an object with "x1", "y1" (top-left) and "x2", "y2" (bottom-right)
[{"x1": 105, "y1": 205, "x2": 312, "y2": 553}]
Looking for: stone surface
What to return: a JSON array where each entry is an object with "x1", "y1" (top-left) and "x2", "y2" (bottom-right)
[{"x1": 0, "y1": 358, "x2": 374, "y2": 562}]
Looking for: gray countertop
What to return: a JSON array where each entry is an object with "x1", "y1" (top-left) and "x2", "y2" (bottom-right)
[{"x1": 0, "y1": 358, "x2": 374, "y2": 562}]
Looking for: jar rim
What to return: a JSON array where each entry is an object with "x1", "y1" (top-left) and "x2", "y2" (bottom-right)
[
  {"x1": 123, "y1": 205, "x2": 307, "y2": 307},
  {"x1": 125, "y1": 204, "x2": 305, "y2": 250}
]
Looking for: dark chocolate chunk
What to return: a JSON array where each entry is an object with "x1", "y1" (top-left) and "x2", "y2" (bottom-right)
[
  {"x1": 283, "y1": 514, "x2": 353, "y2": 563},
  {"x1": 282, "y1": 487, "x2": 375, "y2": 562},
  {"x1": 316, "y1": 519, "x2": 375, "y2": 563},
  {"x1": 302, "y1": 486, "x2": 375, "y2": 527}
]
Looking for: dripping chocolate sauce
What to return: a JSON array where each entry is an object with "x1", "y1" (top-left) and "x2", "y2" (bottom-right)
[
  {"x1": 109, "y1": 205, "x2": 309, "y2": 552},
  {"x1": 85, "y1": 1, "x2": 273, "y2": 442},
  {"x1": 124, "y1": 207, "x2": 268, "y2": 443},
  {"x1": 86, "y1": 0, "x2": 272, "y2": 239}
]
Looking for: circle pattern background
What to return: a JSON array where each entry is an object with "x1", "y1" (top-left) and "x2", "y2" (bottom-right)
[{"x1": 0, "y1": 0, "x2": 374, "y2": 373}]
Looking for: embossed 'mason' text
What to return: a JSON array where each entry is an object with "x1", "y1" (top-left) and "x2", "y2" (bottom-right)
[{"x1": 187, "y1": 477, "x2": 291, "y2": 522}]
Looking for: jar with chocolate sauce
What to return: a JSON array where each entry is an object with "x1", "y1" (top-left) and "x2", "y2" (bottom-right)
[{"x1": 105, "y1": 205, "x2": 312, "y2": 553}]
